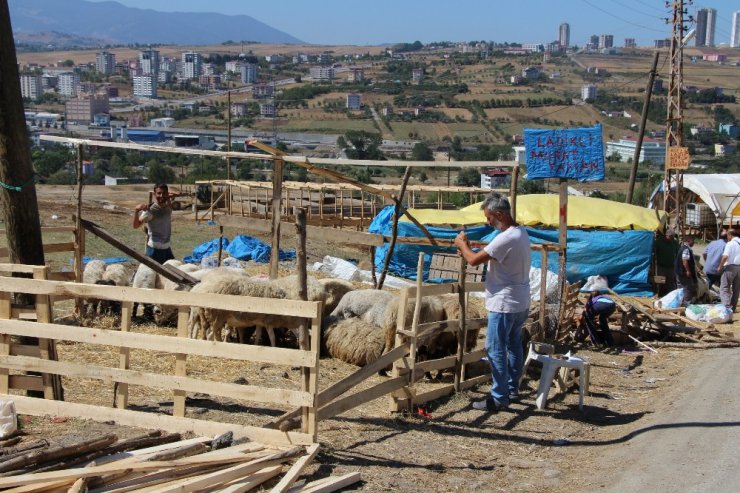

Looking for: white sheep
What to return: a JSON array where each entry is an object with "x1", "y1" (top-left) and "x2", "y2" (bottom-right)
[
  {"x1": 318, "y1": 278, "x2": 355, "y2": 317},
  {"x1": 81, "y1": 260, "x2": 107, "y2": 318},
  {"x1": 95, "y1": 263, "x2": 130, "y2": 316}
]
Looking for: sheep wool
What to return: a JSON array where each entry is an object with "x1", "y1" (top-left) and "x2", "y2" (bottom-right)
[{"x1": 324, "y1": 318, "x2": 386, "y2": 367}]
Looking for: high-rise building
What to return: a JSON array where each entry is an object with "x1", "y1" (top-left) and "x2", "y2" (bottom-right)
[
  {"x1": 695, "y1": 8, "x2": 717, "y2": 47},
  {"x1": 599, "y1": 34, "x2": 614, "y2": 49},
  {"x1": 732, "y1": 11, "x2": 740, "y2": 48},
  {"x1": 20, "y1": 73, "x2": 43, "y2": 100},
  {"x1": 182, "y1": 51, "x2": 202, "y2": 79},
  {"x1": 240, "y1": 63, "x2": 258, "y2": 84},
  {"x1": 624, "y1": 38, "x2": 637, "y2": 49},
  {"x1": 139, "y1": 50, "x2": 160, "y2": 76},
  {"x1": 581, "y1": 84, "x2": 597, "y2": 101},
  {"x1": 589, "y1": 35, "x2": 599, "y2": 49},
  {"x1": 58, "y1": 72, "x2": 80, "y2": 97},
  {"x1": 65, "y1": 94, "x2": 110, "y2": 124},
  {"x1": 95, "y1": 51, "x2": 116, "y2": 75},
  {"x1": 559, "y1": 22, "x2": 570, "y2": 49}
]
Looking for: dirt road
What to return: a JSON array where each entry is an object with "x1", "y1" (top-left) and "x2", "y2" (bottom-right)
[{"x1": 587, "y1": 348, "x2": 740, "y2": 492}]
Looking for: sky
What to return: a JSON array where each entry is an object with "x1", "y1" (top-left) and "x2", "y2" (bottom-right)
[{"x1": 85, "y1": 0, "x2": 740, "y2": 47}]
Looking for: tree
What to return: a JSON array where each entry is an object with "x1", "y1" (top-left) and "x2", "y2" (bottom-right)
[
  {"x1": 146, "y1": 161, "x2": 175, "y2": 184},
  {"x1": 411, "y1": 142, "x2": 433, "y2": 161},
  {"x1": 336, "y1": 131, "x2": 384, "y2": 160},
  {"x1": 456, "y1": 168, "x2": 480, "y2": 187},
  {"x1": 0, "y1": 0, "x2": 44, "y2": 266}
]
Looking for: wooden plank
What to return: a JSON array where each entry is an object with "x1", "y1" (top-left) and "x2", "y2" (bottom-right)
[
  {"x1": 8, "y1": 375, "x2": 44, "y2": 392},
  {"x1": 461, "y1": 348, "x2": 487, "y2": 365},
  {"x1": 270, "y1": 444, "x2": 320, "y2": 493},
  {"x1": 0, "y1": 277, "x2": 321, "y2": 319},
  {"x1": 214, "y1": 465, "x2": 284, "y2": 493},
  {"x1": 289, "y1": 472, "x2": 361, "y2": 493},
  {"x1": 405, "y1": 284, "x2": 457, "y2": 298},
  {"x1": 8, "y1": 396, "x2": 316, "y2": 446},
  {"x1": 0, "y1": 356, "x2": 314, "y2": 407},
  {"x1": 0, "y1": 319, "x2": 317, "y2": 367},
  {"x1": 47, "y1": 271, "x2": 75, "y2": 281},
  {"x1": 116, "y1": 301, "x2": 132, "y2": 409},
  {"x1": 402, "y1": 383, "x2": 455, "y2": 406},
  {"x1": 410, "y1": 355, "x2": 457, "y2": 374},
  {"x1": 0, "y1": 264, "x2": 38, "y2": 275},
  {"x1": 318, "y1": 377, "x2": 407, "y2": 421},
  {"x1": 0, "y1": 242, "x2": 75, "y2": 258},
  {"x1": 216, "y1": 215, "x2": 384, "y2": 247},
  {"x1": 459, "y1": 373, "x2": 491, "y2": 391},
  {"x1": 10, "y1": 345, "x2": 39, "y2": 357},
  {"x1": 0, "y1": 291, "x2": 8, "y2": 394},
  {"x1": 0, "y1": 227, "x2": 76, "y2": 234},
  {"x1": 173, "y1": 306, "x2": 189, "y2": 418}
]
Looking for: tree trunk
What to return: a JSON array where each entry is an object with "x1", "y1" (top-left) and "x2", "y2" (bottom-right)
[{"x1": 0, "y1": 0, "x2": 45, "y2": 267}]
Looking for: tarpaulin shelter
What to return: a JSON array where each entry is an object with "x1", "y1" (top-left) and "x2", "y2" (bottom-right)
[
  {"x1": 370, "y1": 194, "x2": 667, "y2": 296},
  {"x1": 649, "y1": 173, "x2": 740, "y2": 226}
]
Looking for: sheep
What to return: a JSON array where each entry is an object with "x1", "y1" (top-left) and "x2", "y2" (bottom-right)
[
  {"x1": 318, "y1": 278, "x2": 355, "y2": 317},
  {"x1": 187, "y1": 273, "x2": 288, "y2": 342},
  {"x1": 323, "y1": 318, "x2": 386, "y2": 367},
  {"x1": 329, "y1": 289, "x2": 396, "y2": 322},
  {"x1": 81, "y1": 260, "x2": 107, "y2": 318},
  {"x1": 131, "y1": 263, "x2": 163, "y2": 319},
  {"x1": 95, "y1": 263, "x2": 130, "y2": 316}
]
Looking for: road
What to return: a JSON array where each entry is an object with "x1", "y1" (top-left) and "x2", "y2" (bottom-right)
[{"x1": 590, "y1": 348, "x2": 740, "y2": 492}]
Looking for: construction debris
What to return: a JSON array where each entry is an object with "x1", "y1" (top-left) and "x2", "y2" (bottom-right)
[{"x1": 0, "y1": 431, "x2": 359, "y2": 492}]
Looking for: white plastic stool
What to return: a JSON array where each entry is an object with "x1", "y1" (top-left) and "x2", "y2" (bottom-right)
[{"x1": 520, "y1": 342, "x2": 590, "y2": 410}]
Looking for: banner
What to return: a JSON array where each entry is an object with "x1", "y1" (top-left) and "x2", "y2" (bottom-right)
[{"x1": 524, "y1": 125, "x2": 605, "y2": 182}]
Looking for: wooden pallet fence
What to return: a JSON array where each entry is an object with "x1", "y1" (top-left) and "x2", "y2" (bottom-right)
[
  {"x1": 0, "y1": 227, "x2": 77, "y2": 284},
  {"x1": 0, "y1": 268, "x2": 322, "y2": 446}
]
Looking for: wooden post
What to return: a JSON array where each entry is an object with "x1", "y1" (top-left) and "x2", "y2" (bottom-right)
[
  {"x1": 539, "y1": 247, "x2": 548, "y2": 340},
  {"x1": 626, "y1": 51, "x2": 660, "y2": 205},
  {"x1": 377, "y1": 167, "x2": 412, "y2": 290},
  {"x1": 558, "y1": 179, "x2": 568, "y2": 305},
  {"x1": 454, "y1": 255, "x2": 467, "y2": 391},
  {"x1": 407, "y1": 253, "x2": 424, "y2": 410},
  {"x1": 509, "y1": 165, "x2": 520, "y2": 221},
  {"x1": 295, "y1": 209, "x2": 311, "y2": 434},
  {"x1": 115, "y1": 301, "x2": 132, "y2": 409},
  {"x1": 173, "y1": 306, "x2": 189, "y2": 417},
  {"x1": 270, "y1": 158, "x2": 284, "y2": 280},
  {"x1": 217, "y1": 226, "x2": 224, "y2": 267}
]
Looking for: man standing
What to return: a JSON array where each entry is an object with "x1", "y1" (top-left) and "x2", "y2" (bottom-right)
[
  {"x1": 132, "y1": 183, "x2": 178, "y2": 264},
  {"x1": 703, "y1": 229, "x2": 727, "y2": 291},
  {"x1": 718, "y1": 227, "x2": 740, "y2": 313},
  {"x1": 455, "y1": 192, "x2": 530, "y2": 412},
  {"x1": 655, "y1": 229, "x2": 679, "y2": 294},
  {"x1": 674, "y1": 234, "x2": 697, "y2": 306}
]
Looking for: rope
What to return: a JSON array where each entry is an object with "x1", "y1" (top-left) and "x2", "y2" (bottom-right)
[{"x1": 0, "y1": 173, "x2": 37, "y2": 192}]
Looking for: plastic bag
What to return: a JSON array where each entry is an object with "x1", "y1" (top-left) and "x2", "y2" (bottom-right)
[
  {"x1": 654, "y1": 288, "x2": 684, "y2": 309},
  {"x1": 0, "y1": 399, "x2": 17, "y2": 439},
  {"x1": 685, "y1": 304, "x2": 709, "y2": 321},
  {"x1": 685, "y1": 304, "x2": 732, "y2": 324},
  {"x1": 583, "y1": 275, "x2": 609, "y2": 292}
]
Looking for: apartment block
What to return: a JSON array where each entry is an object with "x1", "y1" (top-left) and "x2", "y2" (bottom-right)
[
  {"x1": 139, "y1": 49, "x2": 160, "y2": 75},
  {"x1": 182, "y1": 52, "x2": 202, "y2": 79},
  {"x1": 65, "y1": 93, "x2": 110, "y2": 124},
  {"x1": 95, "y1": 51, "x2": 116, "y2": 75},
  {"x1": 133, "y1": 75, "x2": 157, "y2": 98},
  {"x1": 581, "y1": 84, "x2": 597, "y2": 101},
  {"x1": 20, "y1": 73, "x2": 42, "y2": 100},
  {"x1": 346, "y1": 94, "x2": 361, "y2": 110},
  {"x1": 310, "y1": 66, "x2": 335, "y2": 80},
  {"x1": 241, "y1": 63, "x2": 258, "y2": 84},
  {"x1": 58, "y1": 72, "x2": 80, "y2": 97},
  {"x1": 559, "y1": 22, "x2": 570, "y2": 49}
]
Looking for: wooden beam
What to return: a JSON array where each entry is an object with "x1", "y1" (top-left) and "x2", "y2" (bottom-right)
[
  {"x1": 7, "y1": 396, "x2": 315, "y2": 447},
  {"x1": 270, "y1": 443, "x2": 319, "y2": 493},
  {"x1": 317, "y1": 377, "x2": 407, "y2": 421}
]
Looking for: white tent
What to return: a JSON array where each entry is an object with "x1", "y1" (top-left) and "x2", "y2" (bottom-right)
[{"x1": 650, "y1": 173, "x2": 740, "y2": 225}]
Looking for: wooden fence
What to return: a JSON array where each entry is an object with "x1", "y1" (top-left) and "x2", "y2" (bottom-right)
[{"x1": 0, "y1": 264, "x2": 321, "y2": 446}]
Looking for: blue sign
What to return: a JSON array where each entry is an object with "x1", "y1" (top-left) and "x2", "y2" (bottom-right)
[{"x1": 524, "y1": 125, "x2": 605, "y2": 182}]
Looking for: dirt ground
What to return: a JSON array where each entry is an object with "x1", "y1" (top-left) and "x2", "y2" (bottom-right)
[{"x1": 6, "y1": 185, "x2": 740, "y2": 492}]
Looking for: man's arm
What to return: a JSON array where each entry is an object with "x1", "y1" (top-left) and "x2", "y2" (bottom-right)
[
  {"x1": 454, "y1": 231, "x2": 491, "y2": 267},
  {"x1": 132, "y1": 203, "x2": 148, "y2": 229},
  {"x1": 718, "y1": 254, "x2": 729, "y2": 272}
]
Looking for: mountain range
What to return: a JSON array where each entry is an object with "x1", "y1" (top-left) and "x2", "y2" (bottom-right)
[{"x1": 9, "y1": 0, "x2": 302, "y2": 46}]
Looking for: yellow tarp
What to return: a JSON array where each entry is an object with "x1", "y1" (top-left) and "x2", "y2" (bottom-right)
[{"x1": 400, "y1": 194, "x2": 664, "y2": 231}]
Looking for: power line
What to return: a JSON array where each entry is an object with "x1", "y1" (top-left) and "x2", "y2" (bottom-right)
[{"x1": 579, "y1": 0, "x2": 670, "y2": 34}]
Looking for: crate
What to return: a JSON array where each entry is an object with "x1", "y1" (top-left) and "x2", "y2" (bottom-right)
[
  {"x1": 685, "y1": 203, "x2": 714, "y2": 227},
  {"x1": 429, "y1": 253, "x2": 487, "y2": 282}
]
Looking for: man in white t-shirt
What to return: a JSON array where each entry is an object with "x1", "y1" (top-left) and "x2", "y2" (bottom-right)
[
  {"x1": 455, "y1": 192, "x2": 531, "y2": 412},
  {"x1": 718, "y1": 227, "x2": 740, "y2": 313}
]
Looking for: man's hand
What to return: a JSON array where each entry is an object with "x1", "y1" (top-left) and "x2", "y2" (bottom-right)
[
  {"x1": 134, "y1": 203, "x2": 149, "y2": 213},
  {"x1": 454, "y1": 231, "x2": 468, "y2": 249}
]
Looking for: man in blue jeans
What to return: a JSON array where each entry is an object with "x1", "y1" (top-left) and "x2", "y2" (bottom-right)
[{"x1": 455, "y1": 192, "x2": 531, "y2": 412}]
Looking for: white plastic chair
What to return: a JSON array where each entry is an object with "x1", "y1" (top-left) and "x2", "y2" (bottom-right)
[{"x1": 520, "y1": 342, "x2": 590, "y2": 410}]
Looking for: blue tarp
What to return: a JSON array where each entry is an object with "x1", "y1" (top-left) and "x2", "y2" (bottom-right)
[
  {"x1": 82, "y1": 256, "x2": 128, "y2": 264},
  {"x1": 369, "y1": 205, "x2": 654, "y2": 296},
  {"x1": 184, "y1": 235, "x2": 296, "y2": 264}
]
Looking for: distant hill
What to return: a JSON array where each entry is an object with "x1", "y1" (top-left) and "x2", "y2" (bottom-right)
[{"x1": 8, "y1": 0, "x2": 303, "y2": 46}]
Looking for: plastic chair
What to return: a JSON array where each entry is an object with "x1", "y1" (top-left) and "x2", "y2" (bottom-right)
[{"x1": 520, "y1": 342, "x2": 590, "y2": 410}]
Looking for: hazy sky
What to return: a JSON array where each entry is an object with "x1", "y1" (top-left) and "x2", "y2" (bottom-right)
[{"x1": 86, "y1": 0, "x2": 740, "y2": 46}]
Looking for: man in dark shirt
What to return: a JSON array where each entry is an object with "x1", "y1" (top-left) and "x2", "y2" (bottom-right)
[
  {"x1": 674, "y1": 235, "x2": 697, "y2": 306},
  {"x1": 655, "y1": 229, "x2": 679, "y2": 295}
]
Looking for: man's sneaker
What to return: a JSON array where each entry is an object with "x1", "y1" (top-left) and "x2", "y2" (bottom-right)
[{"x1": 472, "y1": 397, "x2": 507, "y2": 412}]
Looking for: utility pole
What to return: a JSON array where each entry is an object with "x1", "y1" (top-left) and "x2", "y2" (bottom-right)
[
  {"x1": 664, "y1": 0, "x2": 692, "y2": 238},
  {"x1": 0, "y1": 0, "x2": 45, "y2": 267}
]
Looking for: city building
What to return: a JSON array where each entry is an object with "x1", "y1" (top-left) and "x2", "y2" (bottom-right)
[
  {"x1": 182, "y1": 51, "x2": 202, "y2": 79},
  {"x1": 624, "y1": 38, "x2": 637, "y2": 48},
  {"x1": 559, "y1": 22, "x2": 570, "y2": 49},
  {"x1": 581, "y1": 84, "x2": 597, "y2": 101},
  {"x1": 703, "y1": 53, "x2": 727, "y2": 62},
  {"x1": 158, "y1": 70, "x2": 172, "y2": 84},
  {"x1": 522, "y1": 66, "x2": 542, "y2": 79},
  {"x1": 240, "y1": 63, "x2": 258, "y2": 84},
  {"x1": 480, "y1": 168, "x2": 512, "y2": 189},
  {"x1": 20, "y1": 73, "x2": 42, "y2": 100},
  {"x1": 719, "y1": 123, "x2": 739, "y2": 138},
  {"x1": 57, "y1": 72, "x2": 80, "y2": 97},
  {"x1": 589, "y1": 35, "x2": 600, "y2": 49},
  {"x1": 260, "y1": 103, "x2": 276, "y2": 117},
  {"x1": 150, "y1": 117, "x2": 175, "y2": 128},
  {"x1": 654, "y1": 39, "x2": 671, "y2": 48},
  {"x1": 348, "y1": 67, "x2": 364, "y2": 82},
  {"x1": 225, "y1": 61, "x2": 241, "y2": 73},
  {"x1": 139, "y1": 49, "x2": 160, "y2": 76},
  {"x1": 346, "y1": 93, "x2": 361, "y2": 110},
  {"x1": 252, "y1": 83, "x2": 274, "y2": 99},
  {"x1": 605, "y1": 138, "x2": 666, "y2": 165},
  {"x1": 230, "y1": 102, "x2": 248, "y2": 117},
  {"x1": 412, "y1": 68, "x2": 424, "y2": 84},
  {"x1": 695, "y1": 8, "x2": 717, "y2": 47},
  {"x1": 95, "y1": 51, "x2": 116, "y2": 75},
  {"x1": 41, "y1": 74, "x2": 58, "y2": 90},
  {"x1": 133, "y1": 75, "x2": 157, "y2": 98},
  {"x1": 522, "y1": 43, "x2": 545, "y2": 53},
  {"x1": 599, "y1": 34, "x2": 614, "y2": 49},
  {"x1": 310, "y1": 66, "x2": 335, "y2": 80},
  {"x1": 732, "y1": 11, "x2": 740, "y2": 48},
  {"x1": 65, "y1": 93, "x2": 110, "y2": 124},
  {"x1": 198, "y1": 74, "x2": 221, "y2": 91}
]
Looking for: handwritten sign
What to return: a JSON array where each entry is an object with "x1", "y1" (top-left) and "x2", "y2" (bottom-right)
[
  {"x1": 523, "y1": 125, "x2": 605, "y2": 182},
  {"x1": 666, "y1": 146, "x2": 690, "y2": 170}
]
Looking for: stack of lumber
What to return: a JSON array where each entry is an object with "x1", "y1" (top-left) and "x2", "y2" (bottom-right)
[{"x1": 0, "y1": 430, "x2": 360, "y2": 492}]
